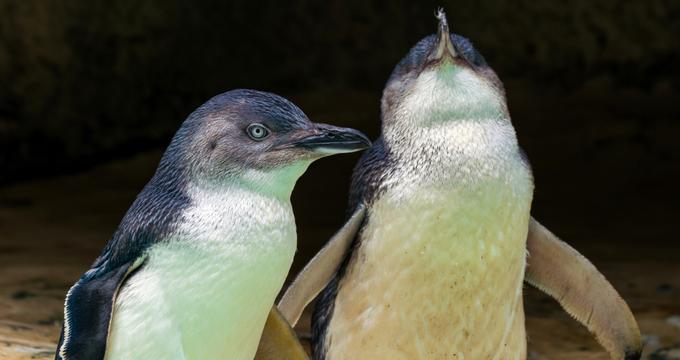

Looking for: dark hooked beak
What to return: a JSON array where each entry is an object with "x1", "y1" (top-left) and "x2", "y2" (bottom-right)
[
  {"x1": 283, "y1": 123, "x2": 371, "y2": 155},
  {"x1": 429, "y1": 9, "x2": 457, "y2": 61}
]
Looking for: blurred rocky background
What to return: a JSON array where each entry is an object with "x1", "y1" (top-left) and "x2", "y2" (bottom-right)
[
  {"x1": 1, "y1": 0, "x2": 678, "y2": 183},
  {"x1": 1, "y1": 1, "x2": 679, "y2": 359}
]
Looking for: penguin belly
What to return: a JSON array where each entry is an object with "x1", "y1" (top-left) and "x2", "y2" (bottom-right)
[
  {"x1": 106, "y1": 191, "x2": 297, "y2": 360},
  {"x1": 326, "y1": 181, "x2": 532, "y2": 360}
]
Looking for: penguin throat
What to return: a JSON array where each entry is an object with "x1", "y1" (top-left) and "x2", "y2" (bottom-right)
[
  {"x1": 388, "y1": 63, "x2": 507, "y2": 133},
  {"x1": 240, "y1": 161, "x2": 312, "y2": 199},
  {"x1": 383, "y1": 63, "x2": 513, "y2": 159},
  {"x1": 192, "y1": 161, "x2": 312, "y2": 200}
]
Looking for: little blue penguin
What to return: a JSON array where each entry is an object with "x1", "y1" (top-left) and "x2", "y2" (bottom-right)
[
  {"x1": 277, "y1": 11, "x2": 642, "y2": 360},
  {"x1": 55, "y1": 89, "x2": 371, "y2": 360}
]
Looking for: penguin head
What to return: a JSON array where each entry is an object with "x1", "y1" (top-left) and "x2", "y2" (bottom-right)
[
  {"x1": 160, "y1": 89, "x2": 370, "y2": 195},
  {"x1": 381, "y1": 9, "x2": 507, "y2": 127}
]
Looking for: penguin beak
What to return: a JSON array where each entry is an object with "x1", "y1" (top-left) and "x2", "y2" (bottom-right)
[
  {"x1": 429, "y1": 9, "x2": 457, "y2": 61},
  {"x1": 283, "y1": 124, "x2": 371, "y2": 155}
]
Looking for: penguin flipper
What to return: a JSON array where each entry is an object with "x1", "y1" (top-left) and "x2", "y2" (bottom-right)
[
  {"x1": 278, "y1": 204, "x2": 366, "y2": 326},
  {"x1": 525, "y1": 218, "x2": 642, "y2": 360},
  {"x1": 255, "y1": 306, "x2": 310, "y2": 360},
  {"x1": 56, "y1": 257, "x2": 146, "y2": 360}
]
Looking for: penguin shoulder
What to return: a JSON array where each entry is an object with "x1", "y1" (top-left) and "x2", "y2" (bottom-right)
[{"x1": 349, "y1": 137, "x2": 394, "y2": 210}]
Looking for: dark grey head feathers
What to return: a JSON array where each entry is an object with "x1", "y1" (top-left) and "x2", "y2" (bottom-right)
[{"x1": 158, "y1": 89, "x2": 369, "y2": 183}]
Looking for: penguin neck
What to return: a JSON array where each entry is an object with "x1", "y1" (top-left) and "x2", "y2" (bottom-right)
[
  {"x1": 383, "y1": 63, "x2": 516, "y2": 162},
  {"x1": 191, "y1": 161, "x2": 312, "y2": 202},
  {"x1": 384, "y1": 114, "x2": 517, "y2": 160}
]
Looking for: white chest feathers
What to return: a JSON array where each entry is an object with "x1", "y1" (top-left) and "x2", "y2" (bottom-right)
[
  {"x1": 106, "y1": 185, "x2": 297, "y2": 360},
  {"x1": 327, "y1": 178, "x2": 532, "y2": 360}
]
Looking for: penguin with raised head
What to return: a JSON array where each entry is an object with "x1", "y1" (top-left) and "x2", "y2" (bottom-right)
[
  {"x1": 55, "y1": 89, "x2": 371, "y2": 360},
  {"x1": 279, "y1": 11, "x2": 641, "y2": 360}
]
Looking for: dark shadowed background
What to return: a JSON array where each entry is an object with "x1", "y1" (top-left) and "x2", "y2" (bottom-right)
[{"x1": 0, "y1": 1, "x2": 679, "y2": 359}]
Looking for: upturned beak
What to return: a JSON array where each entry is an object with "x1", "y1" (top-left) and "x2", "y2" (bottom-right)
[
  {"x1": 430, "y1": 9, "x2": 457, "y2": 61},
  {"x1": 285, "y1": 123, "x2": 371, "y2": 155}
]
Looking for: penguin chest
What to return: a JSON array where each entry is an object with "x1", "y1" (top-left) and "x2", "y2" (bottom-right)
[
  {"x1": 327, "y1": 180, "x2": 532, "y2": 360},
  {"x1": 107, "y1": 193, "x2": 297, "y2": 360}
]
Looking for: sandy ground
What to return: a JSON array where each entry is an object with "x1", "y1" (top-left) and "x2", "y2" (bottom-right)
[{"x1": 1, "y1": 150, "x2": 679, "y2": 359}]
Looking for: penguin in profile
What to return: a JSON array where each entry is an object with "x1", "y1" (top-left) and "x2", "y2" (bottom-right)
[
  {"x1": 279, "y1": 11, "x2": 642, "y2": 360},
  {"x1": 55, "y1": 89, "x2": 371, "y2": 360}
]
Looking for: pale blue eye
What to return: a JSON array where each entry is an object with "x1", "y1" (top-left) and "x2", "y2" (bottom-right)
[{"x1": 247, "y1": 123, "x2": 270, "y2": 140}]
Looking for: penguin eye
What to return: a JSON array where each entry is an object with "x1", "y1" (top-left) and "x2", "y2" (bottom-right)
[{"x1": 246, "y1": 123, "x2": 271, "y2": 141}]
